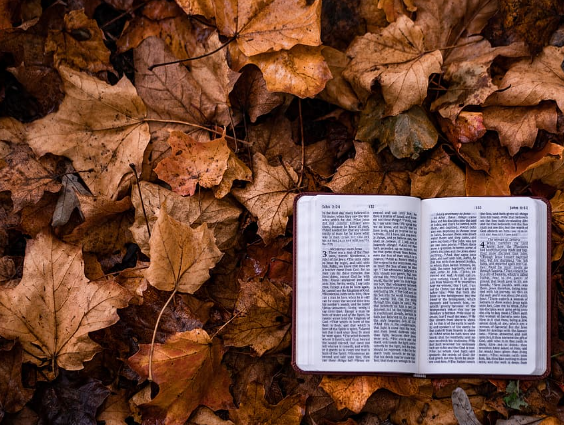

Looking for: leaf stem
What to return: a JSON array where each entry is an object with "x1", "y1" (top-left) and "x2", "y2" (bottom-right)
[
  {"x1": 148, "y1": 287, "x2": 177, "y2": 381},
  {"x1": 141, "y1": 118, "x2": 251, "y2": 144}
]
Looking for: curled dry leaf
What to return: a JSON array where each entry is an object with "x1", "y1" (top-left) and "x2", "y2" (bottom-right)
[
  {"x1": 127, "y1": 329, "x2": 233, "y2": 425},
  {"x1": 52, "y1": 174, "x2": 89, "y2": 227},
  {"x1": 410, "y1": 147, "x2": 466, "y2": 198},
  {"x1": 146, "y1": 209, "x2": 223, "y2": 293},
  {"x1": 439, "y1": 111, "x2": 486, "y2": 148},
  {"x1": 482, "y1": 103, "x2": 558, "y2": 156},
  {"x1": 45, "y1": 9, "x2": 114, "y2": 74},
  {"x1": 0, "y1": 231, "x2": 131, "y2": 371},
  {"x1": 154, "y1": 131, "x2": 230, "y2": 197},
  {"x1": 130, "y1": 181, "x2": 242, "y2": 255},
  {"x1": 232, "y1": 153, "x2": 298, "y2": 245},
  {"x1": 230, "y1": 381, "x2": 306, "y2": 425},
  {"x1": 327, "y1": 141, "x2": 410, "y2": 195},
  {"x1": 223, "y1": 277, "x2": 292, "y2": 356},
  {"x1": 320, "y1": 375, "x2": 424, "y2": 413},
  {"x1": 343, "y1": 15, "x2": 442, "y2": 116},
  {"x1": 26, "y1": 65, "x2": 150, "y2": 199}
]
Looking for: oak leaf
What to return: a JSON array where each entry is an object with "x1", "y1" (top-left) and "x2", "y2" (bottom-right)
[
  {"x1": 127, "y1": 329, "x2": 233, "y2": 425},
  {"x1": 146, "y1": 209, "x2": 223, "y2": 293},
  {"x1": 326, "y1": 141, "x2": 410, "y2": 195},
  {"x1": 230, "y1": 381, "x2": 306, "y2": 425},
  {"x1": 410, "y1": 147, "x2": 466, "y2": 198},
  {"x1": 154, "y1": 131, "x2": 230, "y2": 197},
  {"x1": 25, "y1": 65, "x2": 150, "y2": 199},
  {"x1": 232, "y1": 153, "x2": 298, "y2": 244},
  {"x1": 482, "y1": 103, "x2": 558, "y2": 156},
  {"x1": 343, "y1": 15, "x2": 442, "y2": 116},
  {"x1": 223, "y1": 278, "x2": 291, "y2": 356},
  {"x1": 0, "y1": 231, "x2": 131, "y2": 371},
  {"x1": 320, "y1": 376, "x2": 424, "y2": 413}
]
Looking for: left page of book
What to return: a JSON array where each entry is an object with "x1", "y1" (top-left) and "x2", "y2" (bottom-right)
[{"x1": 295, "y1": 194, "x2": 420, "y2": 373}]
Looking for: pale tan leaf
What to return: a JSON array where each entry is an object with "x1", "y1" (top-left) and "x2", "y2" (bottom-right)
[
  {"x1": 146, "y1": 209, "x2": 223, "y2": 293},
  {"x1": 232, "y1": 153, "x2": 298, "y2": 244},
  {"x1": 213, "y1": 151, "x2": 252, "y2": 198},
  {"x1": 189, "y1": 406, "x2": 235, "y2": 425},
  {"x1": 26, "y1": 65, "x2": 150, "y2": 199},
  {"x1": 0, "y1": 231, "x2": 131, "y2": 371},
  {"x1": 97, "y1": 390, "x2": 133, "y2": 425}
]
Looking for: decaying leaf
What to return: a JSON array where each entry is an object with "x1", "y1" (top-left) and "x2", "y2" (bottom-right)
[
  {"x1": 230, "y1": 381, "x2": 306, "y2": 425},
  {"x1": 52, "y1": 174, "x2": 89, "y2": 227},
  {"x1": 0, "y1": 343, "x2": 34, "y2": 416},
  {"x1": 232, "y1": 153, "x2": 298, "y2": 244},
  {"x1": 439, "y1": 111, "x2": 487, "y2": 147},
  {"x1": 318, "y1": 46, "x2": 362, "y2": 111},
  {"x1": 154, "y1": 131, "x2": 230, "y2": 197},
  {"x1": 223, "y1": 278, "x2": 292, "y2": 356},
  {"x1": 97, "y1": 389, "x2": 134, "y2": 425},
  {"x1": 146, "y1": 209, "x2": 223, "y2": 293},
  {"x1": 411, "y1": 147, "x2": 466, "y2": 198},
  {"x1": 327, "y1": 141, "x2": 410, "y2": 195},
  {"x1": 213, "y1": 150, "x2": 252, "y2": 199},
  {"x1": 0, "y1": 231, "x2": 131, "y2": 371},
  {"x1": 127, "y1": 329, "x2": 233, "y2": 425},
  {"x1": 26, "y1": 65, "x2": 150, "y2": 199},
  {"x1": 452, "y1": 387, "x2": 482, "y2": 425}
]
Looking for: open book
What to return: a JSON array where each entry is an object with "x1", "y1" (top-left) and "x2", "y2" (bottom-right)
[{"x1": 293, "y1": 195, "x2": 550, "y2": 377}]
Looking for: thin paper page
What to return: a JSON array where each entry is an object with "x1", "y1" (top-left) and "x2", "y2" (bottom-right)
[{"x1": 419, "y1": 197, "x2": 538, "y2": 375}]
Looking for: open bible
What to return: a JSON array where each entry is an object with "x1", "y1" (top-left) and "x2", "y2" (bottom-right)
[{"x1": 293, "y1": 194, "x2": 550, "y2": 378}]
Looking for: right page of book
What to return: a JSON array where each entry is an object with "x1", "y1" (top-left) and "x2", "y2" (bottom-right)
[{"x1": 418, "y1": 197, "x2": 546, "y2": 375}]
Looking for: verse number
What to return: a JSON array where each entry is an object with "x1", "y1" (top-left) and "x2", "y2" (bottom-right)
[
  {"x1": 323, "y1": 251, "x2": 327, "y2": 258},
  {"x1": 480, "y1": 242, "x2": 485, "y2": 248}
]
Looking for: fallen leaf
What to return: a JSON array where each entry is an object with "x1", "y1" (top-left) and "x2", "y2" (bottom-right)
[
  {"x1": 439, "y1": 112, "x2": 487, "y2": 148},
  {"x1": 248, "y1": 115, "x2": 300, "y2": 168},
  {"x1": 18, "y1": 192, "x2": 57, "y2": 237},
  {"x1": 247, "y1": 45, "x2": 332, "y2": 98},
  {"x1": 0, "y1": 141, "x2": 61, "y2": 211},
  {"x1": 326, "y1": 141, "x2": 410, "y2": 195},
  {"x1": 230, "y1": 381, "x2": 306, "y2": 425},
  {"x1": 411, "y1": 147, "x2": 466, "y2": 198},
  {"x1": 97, "y1": 389, "x2": 133, "y2": 425},
  {"x1": 127, "y1": 329, "x2": 233, "y2": 425},
  {"x1": 0, "y1": 256, "x2": 17, "y2": 287},
  {"x1": 130, "y1": 181, "x2": 242, "y2": 255},
  {"x1": 343, "y1": 15, "x2": 442, "y2": 116},
  {"x1": 482, "y1": 103, "x2": 558, "y2": 156},
  {"x1": 0, "y1": 343, "x2": 33, "y2": 416},
  {"x1": 551, "y1": 191, "x2": 564, "y2": 235},
  {"x1": 223, "y1": 278, "x2": 291, "y2": 356},
  {"x1": 320, "y1": 376, "x2": 423, "y2": 413},
  {"x1": 0, "y1": 230, "x2": 131, "y2": 371},
  {"x1": 213, "y1": 150, "x2": 252, "y2": 199},
  {"x1": 154, "y1": 131, "x2": 230, "y2": 197},
  {"x1": 51, "y1": 173, "x2": 89, "y2": 227},
  {"x1": 146, "y1": 209, "x2": 223, "y2": 293},
  {"x1": 321, "y1": 0, "x2": 367, "y2": 50},
  {"x1": 318, "y1": 47, "x2": 362, "y2": 111},
  {"x1": 232, "y1": 153, "x2": 298, "y2": 244},
  {"x1": 189, "y1": 406, "x2": 235, "y2": 425},
  {"x1": 452, "y1": 387, "x2": 482, "y2": 425},
  {"x1": 45, "y1": 9, "x2": 114, "y2": 74},
  {"x1": 391, "y1": 396, "x2": 485, "y2": 425},
  {"x1": 26, "y1": 65, "x2": 150, "y2": 199},
  {"x1": 485, "y1": 46, "x2": 564, "y2": 112}
]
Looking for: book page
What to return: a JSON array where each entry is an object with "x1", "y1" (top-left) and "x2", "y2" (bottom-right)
[
  {"x1": 295, "y1": 195, "x2": 420, "y2": 373},
  {"x1": 419, "y1": 197, "x2": 540, "y2": 375}
]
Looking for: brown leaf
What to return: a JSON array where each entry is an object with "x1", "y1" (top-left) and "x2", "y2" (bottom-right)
[
  {"x1": 154, "y1": 131, "x2": 230, "y2": 197},
  {"x1": 485, "y1": 46, "x2": 564, "y2": 112},
  {"x1": 390, "y1": 396, "x2": 484, "y2": 425},
  {"x1": 411, "y1": 147, "x2": 466, "y2": 198},
  {"x1": 232, "y1": 153, "x2": 298, "y2": 244},
  {"x1": 0, "y1": 343, "x2": 34, "y2": 415},
  {"x1": 465, "y1": 139, "x2": 564, "y2": 196},
  {"x1": 26, "y1": 65, "x2": 150, "y2": 199},
  {"x1": 0, "y1": 140, "x2": 61, "y2": 212},
  {"x1": 0, "y1": 256, "x2": 17, "y2": 287},
  {"x1": 439, "y1": 111, "x2": 487, "y2": 147},
  {"x1": 0, "y1": 231, "x2": 131, "y2": 371},
  {"x1": 190, "y1": 407, "x2": 235, "y2": 425},
  {"x1": 45, "y1": 9, "x2": 114, "y2": 74},
  {"x1": 247, "y1": 45, "x2": 332, "y2": 98},
  {"x1": 320, "y1": 376, "x2": 423, "y2": 413},
  {"x1": 130, "y1": 181, "x2": 242, "y2": 255},
  {"x1": 326, "y1": 141, "x2": 410, "y2": 195},
  {"x1": 248, "y1": 115, "x2": 300, "y2": 168},
  {"x1": 343, "y1": 15, "x2": 442, "y2": 116},
  {"x1": 482, "y1": 103, "x2": 558, "y2": 156},
  {"x1": 213, "y1": 150, "x2": 252, "y2": 199},
  {"x1": 51, "y1": 173, "x2": 90, "y2": 228},
  {"x1": 146, "y1": 209, "x2": 223, "y2": 293},
  {"x1": 230, "y1": 381, "x2": 306, "y2": 425},
  {"x1": 551, "y1": 191, "x2": 564, "y2": 236},
  {"x1": 318, "y1": 47, "x2": 362, "y2": 111},
  {"x1": 97, "y1": 389, "x2": 133, "y2": 425},
  {"x1": 127, "y1": 329, "x2": 233, "y2": 425},
  {"x1": 223, "y1": 278, "x2": 291, "y2": 355}
]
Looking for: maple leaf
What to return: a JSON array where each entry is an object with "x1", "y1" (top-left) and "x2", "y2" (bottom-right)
[
  {"x1": 320, "y1": 376, "x2": 424, "y2": 413},
  {"x1": 327, "y1": 141, "x2": 410, "y2": 195},
  {"x1": 127, "y1": 329, "x2": 233, "y2": 425},
  {"x1": 482, "y1": 103, "x2": 558, "y2": 156},
  {"x1": 232, "y1": 153, "x2": 298, "y2": 245},
  {"x1": 146, "y1": 209, "x2": 223, "y2": 293},
  {"x1": 0, "y1": 231, "x2": 131, "y2": 372},
  {"x1": 485, "y1": 46, "x2": 564, "y2": 111},
  {"x1": 223, "y1": 278, "x2": 291, "y2": 356},
  {"x1": 130, "y1": 181, "x2": 241, "y2": 255},
  {"x1": 45, "y1": 9, "x2": 114, "y2": 74},
  {"x1": 230, "y1": 381, "x2": 306, "y2": 425},
  {"x1": 411, "y1": 147, "x2": 466, "y2": 198},
  {"x1": 0, "y1": 139, "x2": 61, "y2": 212},
  {"x1": 343, "y1": 15, "x2": 442, "y2": 116},
  {"x1": 214, "y1": 150, "x2": 253, "y2": 199},
  {"x1": 25, "y1": 65, "x2": 150, "y2": 199}
]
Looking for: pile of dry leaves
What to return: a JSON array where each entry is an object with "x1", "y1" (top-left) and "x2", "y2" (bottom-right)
[{"x1": 1, "y1": 0, "x2": 564, "y2": 424}]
